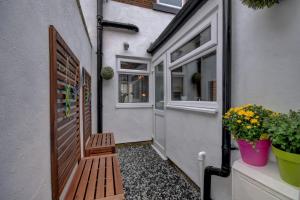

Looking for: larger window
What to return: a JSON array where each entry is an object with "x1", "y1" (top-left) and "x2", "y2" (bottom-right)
[
  {"x1": 171, "y1": 51, "x2": 216, "y2": 102},
  {"x1": 167, "y1": 13, "x2": 218, "y2": 112},
  {"x1": 117, "y1": 58, "x2": 150, "y2": 106}
]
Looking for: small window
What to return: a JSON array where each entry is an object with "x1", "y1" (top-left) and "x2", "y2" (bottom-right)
[
  {"x1": 171, "y1": 26, "x2": 211, "y2": 62},
  {"x1": 171, "y1": 51, "x2": 216, "y2": 102},
  {"x1": 158, "y1": 0, "x2": 183, "y2": 8},
  {"x1": 155, "y1": 62, "x2": 164, "y2": 110},
  {"x1": 117, "y1": 58, "x2": 150, "y2": 105},
  {"x1": 120, "y1": 61, "x2": 148, "y2": 71},
  {"x1": 119, "y1": 74, "x2": 149, "y2": 103}
]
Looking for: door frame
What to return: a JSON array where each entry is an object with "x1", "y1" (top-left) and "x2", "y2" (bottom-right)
[{"x1": 152, "y1": 54, "x2": 168, "y2": 160}]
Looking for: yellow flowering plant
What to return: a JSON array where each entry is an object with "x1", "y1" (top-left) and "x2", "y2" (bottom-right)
[{"x1": 223, "y1": 104, "x2": 273, "y2": 142}]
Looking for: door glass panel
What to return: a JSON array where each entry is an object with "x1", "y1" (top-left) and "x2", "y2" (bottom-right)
[{"x1": 155, "y1": 62, "x2": 164, "y2": 110}]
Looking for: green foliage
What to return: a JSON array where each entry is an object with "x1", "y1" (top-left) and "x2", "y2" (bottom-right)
[
  {"x1": 101, "y1": 66, "x2": 114, "y2": 80},
  {"x1": 223, "y1": 104, "x2": 273, "y2": 142},
  {"x1": 64, "y1": 84, "x2": 72, "y2": 118},
  {"x1": 264, "y1": 110, "x2": 300, "y2": 154},
  {"x1": 241, "y1": 0, "x2": 279, "y2": 9}
]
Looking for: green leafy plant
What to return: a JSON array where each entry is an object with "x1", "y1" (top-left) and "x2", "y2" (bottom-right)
[
  {"x1": 264, "y1": 110, "x2": 300, "y2": 154},
  {"x1": 101, "y1": 66, "x2": 114, "y2": 80},
  {"x1": 241, "y1": 0, "x2": 279, "y2": 9},
  {"x1": 223, "y1": 104, "x2": 273, "y2": 142}
]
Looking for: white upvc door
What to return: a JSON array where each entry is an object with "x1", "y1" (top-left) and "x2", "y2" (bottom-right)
[{"x1": 152, "y1": 55, "x2": 167, "y2": 159}]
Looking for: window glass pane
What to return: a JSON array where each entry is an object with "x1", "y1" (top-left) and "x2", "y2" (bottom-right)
[
  {"x1": 171, "y1": 51, "x2": 216, "y2": 101},
  {"x1": 155, "y1": 62, "x2": 164, "y2": 110},
  {"x1": 159, "y1": 0, "x2": 182, "y2": 7},
  {"x1": 171, "y1": 26, "x2": 211, "y2": 62},
  {"x1": 119, "y1": 74, "x2": 149, "y2": 103},
  {"x1": 120, "y1": 61, "x2": 147, "y2": 71}
]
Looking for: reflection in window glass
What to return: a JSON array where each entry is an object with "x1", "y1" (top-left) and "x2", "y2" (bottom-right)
[
  {"x1": 171, "y1": 26, "x2": 211, "y2": 62},
  {"x1": 120, "y1": 61, "x2": 148, "y2": 71},
  {"x1": 155, "y1": 62, "x2": 164, "y2": 110},
  {"x1": 171, "y1": 51, "x2": 216, "y2": 101},
  {"x1": 119, "y1": 74, "x2": 149, "y2": 103},
  {"x1": 159, "y1": 0, "x2": 182, "y2": 7}
]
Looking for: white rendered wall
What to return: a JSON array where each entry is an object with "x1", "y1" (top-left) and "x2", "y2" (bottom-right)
[
  {"x1": 80, "y1": 0, "x2": 174, "y2": 143},
  {"x1": 0, "y1": 0, "x2": 96, "y2": 199},
  {"x1": 231, "y1": 0, "x2": 300, "y2": 112}
]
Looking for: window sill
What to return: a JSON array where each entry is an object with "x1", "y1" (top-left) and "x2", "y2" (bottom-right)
[
  {"x1": 116, "y1": 103, "x2": 153, "y2": 109},
  {"x1": 166, "y1": 104, "x2": 218, "y2": 114},
  {"x1": 152, "y1": 3, "x2": 180, "y2": 15}
]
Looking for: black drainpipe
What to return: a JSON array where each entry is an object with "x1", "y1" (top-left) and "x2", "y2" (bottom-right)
[
  {"x1": 97, "y1": 0, "x2": 103, "y2": 132},
  {"x1": 203, "y1": 0, "x2": 232, "y2": 199}
]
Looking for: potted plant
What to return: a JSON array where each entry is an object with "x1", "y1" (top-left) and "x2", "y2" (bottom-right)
[
  {"x1": 264, "y1": 110, "x2": 300, "y2": 187},
  {"x1": 241, "y1": 0, "x2": 279, "y2": 9},
  {"x1": 101, "y1": 66, "x2": 114, "y2": 80},
  {"x1": 224, "y1": 104, "x2": 273, "y2": 166}
]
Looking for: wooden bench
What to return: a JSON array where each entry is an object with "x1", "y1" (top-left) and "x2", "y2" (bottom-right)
[
  {"x1": 85, "y1": 133, "x2": 116, "y2": 157},
  {"x1": 65, "y1": 154, "x2": 124, "y2": 200}
]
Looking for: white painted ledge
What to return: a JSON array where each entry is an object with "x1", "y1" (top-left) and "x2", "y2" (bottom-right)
[
  {"x1": 115, "y1": 103, "x2": 153, "y2": 109},
  {"x1": 166, "y1": 104, "x2": 218, "y2": 114},
  {"x1": 233, "y1": 160, "x2": 300, "y2": 200}
]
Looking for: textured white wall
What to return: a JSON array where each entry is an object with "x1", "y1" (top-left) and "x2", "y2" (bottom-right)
[
  {"x1": 0, "y1": 0, "x2": 96, "y2": 199},
  {"x1": 81, "y1": 0, "x2": 174, "y2": 143},
  {"x1": 231, "y1": 0, "x2": 300, "y2": 112}
]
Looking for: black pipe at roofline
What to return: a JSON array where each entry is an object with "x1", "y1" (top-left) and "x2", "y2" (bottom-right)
[{"x1": 203, "y1": 0, "x2": 232, "y2": 199}]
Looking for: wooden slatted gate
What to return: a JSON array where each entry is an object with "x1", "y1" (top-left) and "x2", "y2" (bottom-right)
[
  {"x1": 82, "y1": 68, "x2": 92, "y2": 155},
  {"x1": 49, "y1": 25, "x2": 81, "y2": 200}
]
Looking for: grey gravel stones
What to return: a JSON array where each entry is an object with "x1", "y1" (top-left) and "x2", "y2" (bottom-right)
[{"x1": 118, "y1": 144, "x2": 201, "y2": 200}]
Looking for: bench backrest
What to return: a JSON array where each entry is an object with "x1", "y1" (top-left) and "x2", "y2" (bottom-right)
[{"x1": 49, "y1": 25, "x2": 81, "y2": 200}]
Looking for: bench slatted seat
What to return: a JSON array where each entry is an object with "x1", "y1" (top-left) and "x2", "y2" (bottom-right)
[
  {"x1": 85, "y1": 133, "x2": 116, "y2": 157},
  {"x1": 65, "y1": 154, "x2": 124, "y2": 200}
]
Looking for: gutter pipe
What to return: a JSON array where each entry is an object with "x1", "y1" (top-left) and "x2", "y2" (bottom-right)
[{"x1": 203, "y1": 0, "x2": 232, "y2": 199}]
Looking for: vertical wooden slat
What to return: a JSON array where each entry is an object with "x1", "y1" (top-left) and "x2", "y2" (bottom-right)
[
  {"x1": 85, "y1": 158, "x2": 99, "y2": 200},
  {"x1": 113, "y1": 156, "x2": 123, "y2": 195},
  {"x1": 49, "y1": 25, "x2": 59, "y2": 200},
  {"x1": 106, "y1": 156, "x2": 115, "y2": 196},
  {"x1": 75, "y1": 159, "x2": 93, "y2": 200},
  {"x1": 96, "y1": 157, "x2": 106, "y2": 198},
  {"x1": 64, "y1": 160, "x2": 86, "y2": 200}
]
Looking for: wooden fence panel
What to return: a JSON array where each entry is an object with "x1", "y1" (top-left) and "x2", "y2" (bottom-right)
[
  {"x1": 82, "y1": 68, "x2": 92, "y2": 155},
  {"x1": 49, "y1": 25, "x2": 81, "y2": 200}
]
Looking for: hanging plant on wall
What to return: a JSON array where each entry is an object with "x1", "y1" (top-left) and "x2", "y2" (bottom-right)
[
  {"x1": 64, "y1": 84, "x2": 72, "y2": 118},
  {"x1": 241, "y1": 0, "x2": 279, "y2": 9},
  {"x1": 101, "y1": 66, "x2": 114, "y2": 80},
  {"x1": 191, "y1": 72, "x2": 201, "y2": 84}
]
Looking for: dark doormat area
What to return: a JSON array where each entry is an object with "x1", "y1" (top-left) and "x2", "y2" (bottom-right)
[{"x1": 118, "y1": 144, "x2": 201, "y2": 200}]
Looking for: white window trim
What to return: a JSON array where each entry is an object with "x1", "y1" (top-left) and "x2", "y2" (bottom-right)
[
  {"x1": 168, "y1": 13, "x2": 218, "y2": 67},
  {"x1": 157, "y1": 0, "x2": 184, "y2": 9},
  {"x1": 116, "y1": 57, "x2": 152, "y2": 109},
  {"x1": 165, "y1": 13, "x2": 219, "y2": 113}
]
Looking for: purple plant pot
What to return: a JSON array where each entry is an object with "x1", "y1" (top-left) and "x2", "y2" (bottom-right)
[{"x1": 237, "y1": 139, "x2": 271, "y2": 166}]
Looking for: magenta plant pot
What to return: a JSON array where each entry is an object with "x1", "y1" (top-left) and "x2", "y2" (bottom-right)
[{"x1": 237, "y1": 139, "x2": 271, "y2": 166}]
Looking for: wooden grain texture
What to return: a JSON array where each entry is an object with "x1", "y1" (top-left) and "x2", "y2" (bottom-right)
[
  {"x1": 82, "y1": 68, "x2": 92, "y2": 155},
  {"x1": 65, "y1": 155, "x2": 125, "y2": 200},
  {"x1": 49, "y1": 25, "x2": 81, "y2": 200},
  {"x1": 85, "y1": 133, "x2": 116, "y2": 157}
]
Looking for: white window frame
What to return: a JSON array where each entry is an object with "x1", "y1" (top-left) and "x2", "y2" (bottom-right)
[
  {"x1": 166, "y1": 12, "x2": 219, "y2": 114},
  {"x1": 157, "y1": 0, "x2": 184, "y2": 9},
  {"x1": 116, "y1": 57, "x2": 152, "y2": 109}
]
